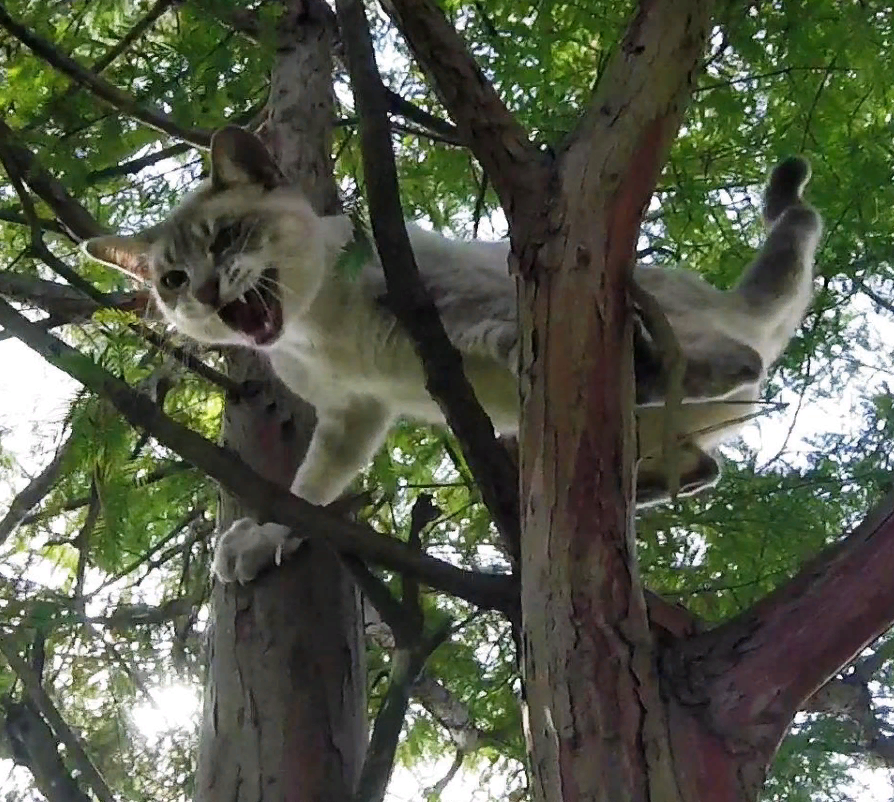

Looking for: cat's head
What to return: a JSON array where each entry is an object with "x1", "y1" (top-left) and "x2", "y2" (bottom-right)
[{"x1": 83, "y1": 127, "x2": 347, "y2": 348}]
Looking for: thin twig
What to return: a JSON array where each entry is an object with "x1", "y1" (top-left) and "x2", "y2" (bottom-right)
[
  {"x1": 23, "y1": 0, "x2": 179, "y2": 132},
  {"x1": 0, "y1": 2, "x2": 212, "y2": 147},
  {"x1": 0, "y1": 433, "x2": 74, "y2": 545},
  {"x1": 0, "y1": 135, "x2": 240, "y2": 395},
  {"x1": 380, "y1": 0, "x2": 542, "y2": 210},
  {"x1": 87, "y1": 142, "x2": 193, "y2": 183},
  {"x1": 190, "y1": 0, "x2": 463, "y2": 145},
  {"x1": 21, "y1": 460, "x2": 192, "y2": 527},
  {"x1": 0, "y1": 117, "x2": 106, "y2": 241}
]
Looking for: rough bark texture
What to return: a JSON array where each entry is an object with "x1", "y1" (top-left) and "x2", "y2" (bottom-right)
[
  {"x1": 194, "y1": 3, "x2": 366, "y2": 800},
  {"x1": 517, "y1": 3, "x2": 715, "y2": 801},
  {"x1": 663, "y1": 489, "x2": 894, "y2": 800}
]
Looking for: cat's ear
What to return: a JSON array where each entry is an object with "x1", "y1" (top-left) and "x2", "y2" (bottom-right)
[
  {"x1": 81, "y1": 235, "x2": 153, "y2": 283},
  {"x1": 210, "y1": 126, "x2": 284, "y2": 191}
]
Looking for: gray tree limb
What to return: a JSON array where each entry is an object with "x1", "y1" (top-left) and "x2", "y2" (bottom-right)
[
  {"x1": 0, "y1": 434, "x2": 74, "y2": 546},
  {"x1": 0, "y1": 640, "x2": 117, "y2": 802},
  {"x1": 2, "y1": 700, "x2": 92, "y2": 802},
  {"x1": 0, "y1": 296, "x2": 517, "y2": 613}
]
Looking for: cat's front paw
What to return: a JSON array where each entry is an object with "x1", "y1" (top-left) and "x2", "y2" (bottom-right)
[{"x1": 212, "y1": 518, "x2": 303, "y2": 584}]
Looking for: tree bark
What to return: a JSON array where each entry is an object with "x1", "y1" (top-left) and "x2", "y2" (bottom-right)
[
  {"x1": 516, "y1": 3, "x2": 715, "y2": 801},
  {"x1": 194, "y1": 3, "x2": 366, "y2": 800}
]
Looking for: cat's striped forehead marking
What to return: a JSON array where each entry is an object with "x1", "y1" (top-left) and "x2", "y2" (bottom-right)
[{"x1": 151, "y1": 184, "x2": 226, "y2": 269}]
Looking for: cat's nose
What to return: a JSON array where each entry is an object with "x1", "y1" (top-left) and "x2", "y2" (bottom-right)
[{"x1": 194, "y1": 277, "x2": 220, "y2": 308}]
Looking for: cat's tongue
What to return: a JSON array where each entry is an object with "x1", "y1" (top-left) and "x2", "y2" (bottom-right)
[{"x1": 218, "y1": 269, "x2": 282, "y2": 345}]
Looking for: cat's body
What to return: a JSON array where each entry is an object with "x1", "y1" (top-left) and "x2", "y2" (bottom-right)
[{"x1": 84, "y1": 127, "x2": 822, "y2": 583}]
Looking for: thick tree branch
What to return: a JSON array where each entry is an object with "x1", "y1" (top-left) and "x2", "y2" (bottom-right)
[
  {"x1": 0, "y1": 314, "x2": 66, "y2": 343},
  {"x1": 190, "y1": 0, "x2": 462, "y2": 145},
  {"x1": 516, "y1": 2, "x2": 715, "y2": 800},
  {"x1": 336, "y1": 0, "x2": 521, "y2": 565},
  {"x1": 365, "y1": 609, "x2": 495, "y2": 757},
  {"x1": 0, "y1": 297, "x2": 517, "y2": 613},
  {"x1": 380, "y1": 0, "x2": 544, "y2": 213},
  {"x1": 354, "y1": 530, "x2": 452, "y2": 802},
  {"x1": 672, "y1": 488, "x2": 894, "y2": 761},
  {"x1": 355, "y1": 631, "x2": 448, "y2": 802},
  {"x1": 560, "y1": 1, "x2": 715, "y2": 247},
  {"x1": 0, "y1": 272, "x2": 147, "y2": 322},
  {"x1": 0, "y1": 207, "x2": 68, "y2": 236},
  {"x1": 0, "y1": 640, "x2": 116, "y2": 802},
  {"x1": 0, "y1": 3, "x2": 212, "y2": 148},
  {"x1": 412, "y1": 674, "x2": 483, "y2": 750},
  {"x1": 565, "y1": 3, "x2": 710, "y2": 155},
  {"x1": 806, "y1": 673, "x2": 894, "y2": 767},
  {"x1": 426, "y1": 749, "x2": 466, "y2": 797}
]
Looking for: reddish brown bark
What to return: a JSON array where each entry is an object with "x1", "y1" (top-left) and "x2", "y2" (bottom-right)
[
  {"x1": 517, "y1": 2, "x2": 715, "y2": 801},
  {"x1": 660, "y1": 491, "x2": 894, "y2": 799}
]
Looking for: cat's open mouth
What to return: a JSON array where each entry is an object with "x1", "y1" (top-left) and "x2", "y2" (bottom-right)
[{"x1": 218, "y1": 268, "x2": 283, "y2": 345}]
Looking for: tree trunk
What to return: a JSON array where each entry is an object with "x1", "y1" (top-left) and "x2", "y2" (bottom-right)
[
  {"x1": 194, "y1": 3, "x2": 366, "y2": 800},
  {"x1": 516, "y1": 4, "x2": 717, "y2": 801}
]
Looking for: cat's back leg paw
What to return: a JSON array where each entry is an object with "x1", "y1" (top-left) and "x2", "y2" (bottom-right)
[
  {"x1": 213, "y1": 518, "x2": 303, "y2": 584},
  {"x1": 636, "y1": 445, "x2": 721, "y2": 508}
]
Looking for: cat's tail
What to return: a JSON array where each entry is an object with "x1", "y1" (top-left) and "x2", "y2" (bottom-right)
[
  {"x1": 733, "y1": 156, "x2": 822, "y2": 348},
  {"x1": 763, "y1": 156, "x2": 813, "y2": 224}
]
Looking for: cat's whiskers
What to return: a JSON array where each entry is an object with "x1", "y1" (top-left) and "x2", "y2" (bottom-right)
[{"x1": 256, "y1": 274, "x2": 301, "y2": 303}]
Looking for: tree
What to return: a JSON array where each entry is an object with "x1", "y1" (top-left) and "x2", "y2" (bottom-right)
[{"x1": 1, "y1": 0, "x2": 894, "y2": 800}]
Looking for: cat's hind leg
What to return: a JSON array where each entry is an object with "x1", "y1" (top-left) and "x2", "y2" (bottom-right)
[
  {"x1": 635, "y1": 442, "x2": 721, "y2": 508},
  {"x1": 734, "y1": 157, "x2": 822, "y2": 320},
  {"x1": 634, "y1": 304, "x2": 763, "y2": 405}
]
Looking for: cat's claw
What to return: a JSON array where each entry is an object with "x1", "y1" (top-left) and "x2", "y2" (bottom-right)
[{"x1": 213, "y1": 518, "x2": 304, "y2": 584}]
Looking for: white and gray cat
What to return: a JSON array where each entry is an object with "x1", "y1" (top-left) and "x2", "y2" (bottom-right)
[{"x1": 83, "y1": 126, "x2": 822, "y2": 583}]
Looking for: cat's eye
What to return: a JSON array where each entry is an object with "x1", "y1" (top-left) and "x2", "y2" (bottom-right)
[
  {"x1": 210, "y1": 222, "x2": 242, "y2": 257},
  {"x1": 161, "y1": 269, "x2": 189, "y2": 290}
]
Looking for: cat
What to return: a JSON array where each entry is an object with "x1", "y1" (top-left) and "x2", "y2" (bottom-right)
[{"x1": 83, "y1": 126, "x2": 822, "y2": 584}]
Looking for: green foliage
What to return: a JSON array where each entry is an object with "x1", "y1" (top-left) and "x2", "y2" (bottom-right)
[
  {"x1": 335, "y1": 210, "x2": 376, "y2": 278},
  {"x1": 2, "y1": 1, "x2": 894, "y2": 801}
]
